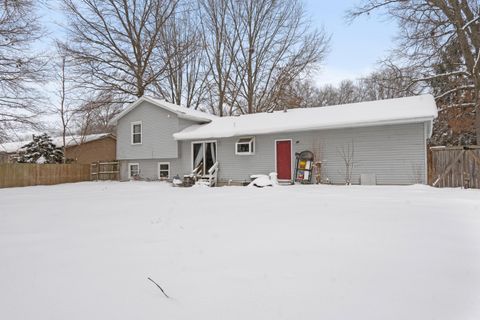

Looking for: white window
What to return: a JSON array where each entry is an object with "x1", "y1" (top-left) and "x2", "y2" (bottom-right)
[
  {"x1": 235, "y1": 137, "x2": 255, "y2": 155},
  {"x1": 158, "y1": 162, "x2": 170, "y2": 180},
  {"x1": 128, "y1": 163, "x2": 140, "y2": 179},
  {"x1": 131, "y1": 121, "x2": 142, "y2": 145}
]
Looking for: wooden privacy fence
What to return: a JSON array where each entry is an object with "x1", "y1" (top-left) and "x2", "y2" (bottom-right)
[
  {"x1": 0, "y1": 163, "x2": 91, "y2": 188},
  {"x1": 430, "y1": 146, "x2": 480, "y2": 188},
  {"x1": 91, "y1": 161, "x2": 119, "y2": 181}
]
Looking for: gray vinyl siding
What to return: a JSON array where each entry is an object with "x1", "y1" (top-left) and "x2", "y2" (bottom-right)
[
  {"x1": 119, "y1": 121, "x2": 428, "y2": 185},
  {"x1": 119, "y1": 141, "x2": 193, "y2": 180},
  {"x1": 116, "y1": 100, "x2": 197, "y2": 160},
  {"x1": 120, "y1": 158, "x2": 180, "y2": 181},
  {"x1": 214, "y1": 122, "x2": 427, "y2": 185}
]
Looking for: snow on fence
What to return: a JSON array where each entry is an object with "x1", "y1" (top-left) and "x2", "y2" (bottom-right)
[
  {"x1": 0, "y1": 163, "x2": 91, "y2": 188},
  {"x1": 429, "y1": 146, "x2": 480, "y2": 189}
]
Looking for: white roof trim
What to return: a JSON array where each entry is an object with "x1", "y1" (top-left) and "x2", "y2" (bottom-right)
[
  {"x1": 109, "y1": 96, "x2": 215, "y2": 125},
  {"x1": 173, "y1": 95, "x2": 438, "y2": 140}
]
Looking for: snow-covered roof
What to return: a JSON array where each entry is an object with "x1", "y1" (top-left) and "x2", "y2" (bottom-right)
[
  {"x1": 0, "y1": 133, "x2": 115, "y2": 154},
  {"x1": 109, "y1": 96, "x2": 216, "y2": 125},
  {"x1": 174, "y1": 95, "x2": 438, "y2": 140}
]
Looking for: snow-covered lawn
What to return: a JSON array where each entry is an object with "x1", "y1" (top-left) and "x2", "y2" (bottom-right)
[{"x1": 1, "y1": 182, "x2": 480, "y2": 320}]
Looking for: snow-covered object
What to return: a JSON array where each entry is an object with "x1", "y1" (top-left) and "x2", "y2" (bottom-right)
[
  {"x1": 174, "y1": 95, "x2": 437, "y2": 140},
  {"x1": 35, "y1": 156, "x2": 46, "y2": 164},
  {"x1": 248, "y1": 175, "x2": 272, "y2": 187},
  {"x1": 172, "y1": 178, "x2": 183, "y2": 187},
  {"x1": 248, "y1": 173, "x2": 279, "y2": 187},
  {"x1": 193, "y1": 181, "x2": 210, "y2": 187},
  {"x1": 0, "y1": 133, "x2": 113, "y2": 154},
  {"x1": 269, "y1": 172, "x2": 279, "y2": 185}
]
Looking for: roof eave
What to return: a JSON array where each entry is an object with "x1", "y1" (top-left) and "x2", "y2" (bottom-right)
[
  {"x1": 173, "y1": 116, "x2": 436, "y2": 141},
  {"x1": 108, "y1": 96, "x2": 213, "y2": 125},
  {"x1": 177, "y1": 114, "x2": 212, "y2": 123}
]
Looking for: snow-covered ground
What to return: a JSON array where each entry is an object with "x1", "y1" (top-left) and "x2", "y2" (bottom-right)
[{"x1": 1, "y1": 182, "x2": 480, "y2": 320}]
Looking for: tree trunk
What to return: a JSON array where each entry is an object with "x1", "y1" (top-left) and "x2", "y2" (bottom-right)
[
  {"x1": 62, "y1": 132, "x2": 66, "y2": 164},
  {"x1": 137, "y1": 81, "x2": 145, "y2": 98},
  {"x1": 476, "y1": 93, "x2": 480, "y2": 145}
]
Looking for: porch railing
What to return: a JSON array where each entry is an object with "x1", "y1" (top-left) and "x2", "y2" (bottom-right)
[{"x1": 207, "y1": 161, "x2": 219, "y2": 187}]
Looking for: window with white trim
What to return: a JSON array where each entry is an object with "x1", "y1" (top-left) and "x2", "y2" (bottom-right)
[
  {"x1": 131, "y1": 121, "x2": 142, "y2": 144},
  {"x1": 235, "y1": 137, "x2": 255, "y2": 155},
  {"x1": 128, "y1": 163, "x2": 140, "y2": 179},
  {"x1": 158, "y1": 162, "x2": 170, "y2": 179}
]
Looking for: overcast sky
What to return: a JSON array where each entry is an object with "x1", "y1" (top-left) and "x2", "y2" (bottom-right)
[{"x1": 304, "y1": 0, "x2": 397, "y2": 85}]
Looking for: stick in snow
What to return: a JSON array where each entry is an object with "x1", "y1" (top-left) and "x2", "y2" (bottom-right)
[{"x1": 147, "y1": 277, "x2": 170, "y2": 298}]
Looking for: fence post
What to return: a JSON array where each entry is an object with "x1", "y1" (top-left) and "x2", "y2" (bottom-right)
[
  {"x1": 427, "y1": 148, "x2": 433, "y2": 185},
  {"x1": 95, "y1": 161, "x2": 99, "y2": 181}
]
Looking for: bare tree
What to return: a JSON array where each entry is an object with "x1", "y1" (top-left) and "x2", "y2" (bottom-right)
[
  {"x1": 52, "y1": 44, "x2": 81, "y2": 162},
  {"x1": 62, "y1": 0, "x2": 178, "y2": 103},
  {"x1": 356, "y1": 65, "x2": 421, "y2": 101},
  {"x1": 198, "y1": 0, "x2": 240, "y2": 116},
  {"x1": 0, "y1": 0, "x2": 46, "y2": 141},
  {"x1": 155, "y1": 2, "x2": 209, "y2": 109},
  {"x1": 198, "y1": 0, "x2": 329, "y2": 116},
  {"x1": 283, "y1": 67, "x2": 417, "y2": 109},
  {"x1": 348, "y1": 0, "x2": 480, "y2": 141},
  {"x1": 227, "y1": 0, "x2": 329, "y2": 114},
  {"x1": 50, "y1": 42, "x2": 120, "y2": 159},
  {"x1": 56, "y1": 55, "x2": 72, "y2": 162},
  {"x1": 285, "y1": 80, "x2": 319, "y2": 109},
  {"x1": 73, "y1": 92, "x2": 121, "y2": 136},
  {"x1": 338, "y1": 140, "x2": 356, "y2": 185}
]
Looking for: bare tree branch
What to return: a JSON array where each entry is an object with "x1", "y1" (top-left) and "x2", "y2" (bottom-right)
[
  {"x1": 61, "y1": 0, "x2": 178, "y2": 104},
  {"x1": 348, "y1": 0, "x2": 480, "y2": 142},
  {"x1": 0, "y1": 0, "x2": 47, "y2": 141}
]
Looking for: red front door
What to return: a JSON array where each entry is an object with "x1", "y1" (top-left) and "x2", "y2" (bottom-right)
[{"x1": 276, "y1": 140, "x2": 292, "y2": 180}]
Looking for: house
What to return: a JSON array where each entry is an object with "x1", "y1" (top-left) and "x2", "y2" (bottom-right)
[
  {"x1": 0, "y1": 133, "x2": 116, "y2": 164},
  {"x1": 111, "y1": 95, "x2": 438, "y2": 185},
  {"x1": 61, "y1": 134, "x2": 116, "y2": 164}
]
